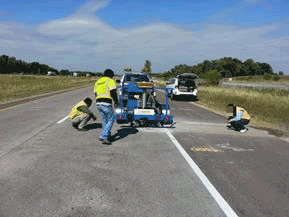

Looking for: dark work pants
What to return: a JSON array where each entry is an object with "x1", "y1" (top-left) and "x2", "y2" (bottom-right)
[{"x1": 230, "y1": 119, "x2": 250, "y2": 130}]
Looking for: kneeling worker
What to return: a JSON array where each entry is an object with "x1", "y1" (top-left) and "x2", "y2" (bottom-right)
[
  {"x1": 68, "y1": 97, "x2": 97, "y2": 131},
  {"x1": 227, "y1": 104, "x2": 250, "y2": 133}
]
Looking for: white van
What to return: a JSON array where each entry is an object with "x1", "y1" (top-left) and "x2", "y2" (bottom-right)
[{"x1": 166, "y1": 73, "x2": 198, "y2": 100}]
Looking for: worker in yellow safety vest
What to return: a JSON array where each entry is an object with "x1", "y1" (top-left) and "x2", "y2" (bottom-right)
[
  {"x1": 227, "y1": 103, "x2": 250, "y2": 133},
  {"x1": 94, "y1": 69, "x2": 119, "y2": 145},
  {"x1": 68, "y1": 98, "x2": 97, "y2": 131}
]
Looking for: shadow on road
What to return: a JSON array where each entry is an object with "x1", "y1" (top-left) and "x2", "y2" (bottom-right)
[
  {"x1": 173, "y1": 96, "x2": 199, "y2": 102},
  {"x1": 84, "y1": 123, "x2": 102, "y2": 130},
  {"x1": 110, "y1": 127, "x2": 139, "y2": 142}
]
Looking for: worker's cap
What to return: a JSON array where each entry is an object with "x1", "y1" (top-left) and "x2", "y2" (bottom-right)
[{"x1": 104, "y1": 69, "x2": 114, "y2": 78}]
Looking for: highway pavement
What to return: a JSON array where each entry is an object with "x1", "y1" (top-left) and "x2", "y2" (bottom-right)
[{"x1": 0, "y1": 86, "x2": 289, "y2": 216}]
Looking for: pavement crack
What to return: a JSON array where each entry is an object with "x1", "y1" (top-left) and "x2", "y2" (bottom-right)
[{"x1": 0, "y1": 121, "x2": 56, "y2": 159}]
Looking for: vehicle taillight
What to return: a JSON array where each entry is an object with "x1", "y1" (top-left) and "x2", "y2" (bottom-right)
[
  {"x1": 117, "y1": 116, "x2": 124, "y2": 119},
  {"x1": 165, "y1": 116, "x2": 170, "y2": 121}
]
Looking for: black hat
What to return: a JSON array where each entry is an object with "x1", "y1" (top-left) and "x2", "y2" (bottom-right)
[{"x1": 104, "y1": 69, "x2": 114, "y2": 78}]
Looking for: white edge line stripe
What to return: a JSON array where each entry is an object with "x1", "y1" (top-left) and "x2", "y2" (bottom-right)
[
  {"x1": 165, "y1": 130, "x2": 239, "y2": 217},
  {"x1": 57, "y1": 116, "x2": 68, "y2": 124}
]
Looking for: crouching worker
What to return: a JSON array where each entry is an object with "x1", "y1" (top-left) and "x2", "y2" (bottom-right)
[
  {"x1": 68, "y1": 98, "x2": 97, "y2": 131},
  {"x1": 227, "y1": 104, "x2": 250, "y2": 133}
]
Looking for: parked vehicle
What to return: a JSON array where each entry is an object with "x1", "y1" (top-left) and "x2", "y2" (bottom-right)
[
  {"x1": 117, "y1": 73, "x2": 154, "y2": 95},
  {"x1": 47, "y1": 71, "x2": 57, "y2": 76},
  {"x1": 119, "y1": 73, "x2": 151, "y2": 86},
  {"x1": 166, "y1": 73, "x2": 198, "y2": 100}
]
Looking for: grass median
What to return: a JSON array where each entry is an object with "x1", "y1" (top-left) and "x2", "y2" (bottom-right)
[
  {"x1": 197, "y1": 85, "x2": 289, "y2": 136},
  {"x1": 0, "y1": 75, "x2": 97, "y2": 103}
]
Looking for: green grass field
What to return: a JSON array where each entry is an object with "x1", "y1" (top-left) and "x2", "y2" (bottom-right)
[{"x1": 0, "y1": 75, "x2": 97, "y2": 103}]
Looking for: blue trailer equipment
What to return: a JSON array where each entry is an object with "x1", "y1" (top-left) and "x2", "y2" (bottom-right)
[{"x1": 115, "y1": 81, "x2": 175, "y2": 128}]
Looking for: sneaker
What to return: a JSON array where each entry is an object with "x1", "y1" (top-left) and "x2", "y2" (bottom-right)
[
  {"x1": 102, "y1": 139, "x2": 111, "y2": 145},
  {"x1": 72, "y1": 123, "x2": 79, "y2": 129},
  {"x1": 240, "y1": 128, "x2": 247, "y2": 133}
]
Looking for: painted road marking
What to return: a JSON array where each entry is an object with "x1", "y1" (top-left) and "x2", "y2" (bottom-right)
[
  {"x1": 165, "y1": 130, "x2": 239, "y2": 217},
  {"x1": 191, "y1": 146, "x2": 222, "y2": 152},
  {"x1": 57, "y1": 116, "x2": 68, "y2": 124},
  {"x1": 215, "y1": 143, "x2": 254, "y2": 152},
  {"x1": 178, "y1": 121, "x2": 225, "y2": 126}
]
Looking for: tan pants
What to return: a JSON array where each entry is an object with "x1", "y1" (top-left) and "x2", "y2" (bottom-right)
[{"x1": 71, "y1": 113, "x2": 92, "y2": 129}]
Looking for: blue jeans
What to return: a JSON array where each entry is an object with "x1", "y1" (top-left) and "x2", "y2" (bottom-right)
[{"x1": 96, "y1": 103, "x2": 115, "y2": 139}]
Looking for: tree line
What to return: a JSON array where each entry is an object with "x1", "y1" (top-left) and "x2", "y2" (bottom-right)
[
  {"x1": 0, "y1": 55, "x2": 100, "y2": 76},
  {"x1": 154, "y1": 57, "x2": 280, "y2": 80}
]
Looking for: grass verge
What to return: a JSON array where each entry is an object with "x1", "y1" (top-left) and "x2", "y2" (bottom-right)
[
  {"x1": 228, "y1": 75, "x2": 289, "y2": 84},
  {"x1": 197, "y1": 85, "x2": 289, "y2": 137},
  {"x1": 0, "y1": 75, "x2": 97, "y2": 103}
]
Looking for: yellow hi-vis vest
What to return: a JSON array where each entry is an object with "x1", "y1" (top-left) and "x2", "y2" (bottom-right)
[
  {"x1": 68, "y1": 100, "x2": 87, "y2": 120},
  {"x1": 94, "y1": 77, "x2": 116, "y2": 99},
  {"x1": 237, "y1": 107, "x2": 250, "y2": 120}
]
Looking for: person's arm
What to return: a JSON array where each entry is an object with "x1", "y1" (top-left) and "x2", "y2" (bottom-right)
[
  {"x1": 229, "y1": 112, "x2": 243, "y2": 122},
  {"x1": 110, "y1": 89, "x2": 119, "y2": 106},
  {"x1": 78, "y1": 106, "x2": 96, "y2": 119}
]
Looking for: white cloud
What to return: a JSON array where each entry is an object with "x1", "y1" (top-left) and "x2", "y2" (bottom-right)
[{"x1": 0, "y1": 0, "x2": 288, "y2": 74}]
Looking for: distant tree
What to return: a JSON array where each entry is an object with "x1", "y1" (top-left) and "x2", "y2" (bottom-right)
[
  {"x1": 258, "y1": 62, "x2": 273, "y2": 75},
  {"x1": 59, "y1": 69, "x2": 70, "y2": 76},
  {"x1": 202, "y1": 60, "x2": 212, "y2": 74},
  {"x1": 142, "y1": 60, "x2": 152, "y2": 76},
  {"x1": 30, "y1": 62, "x2": 41, "y2": 75},
  {"x1": 273, "y1": 74, "x2": 280, "y2": 81},
  {"x1": 204, "y1": 70, "x2": 222, "y2": 85},
  {"x1": 278, "y1": 71, "x2": 284, "y2": 76}
]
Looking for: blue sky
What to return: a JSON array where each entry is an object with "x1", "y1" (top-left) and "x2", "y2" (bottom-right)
[{"x1": 1, "y1": 0, "x2": 288, "y2": 74}]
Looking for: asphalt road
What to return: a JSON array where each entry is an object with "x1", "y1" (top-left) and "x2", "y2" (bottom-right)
[{"x1": 1, "y1": 86, "x2": 289, "y2": 217}]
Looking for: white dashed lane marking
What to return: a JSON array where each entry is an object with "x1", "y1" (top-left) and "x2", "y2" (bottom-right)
[{"x1": 57, "y1": 116, "x2": 68, "y2": 124}]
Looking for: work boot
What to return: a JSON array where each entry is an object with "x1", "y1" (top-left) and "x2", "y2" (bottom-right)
[
  {"x1": 72, "y1": 123, "x2": 79, "y2": 129},
  {"x1": 240, "y1": 128, "x2": 248, "y2": 133}
]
